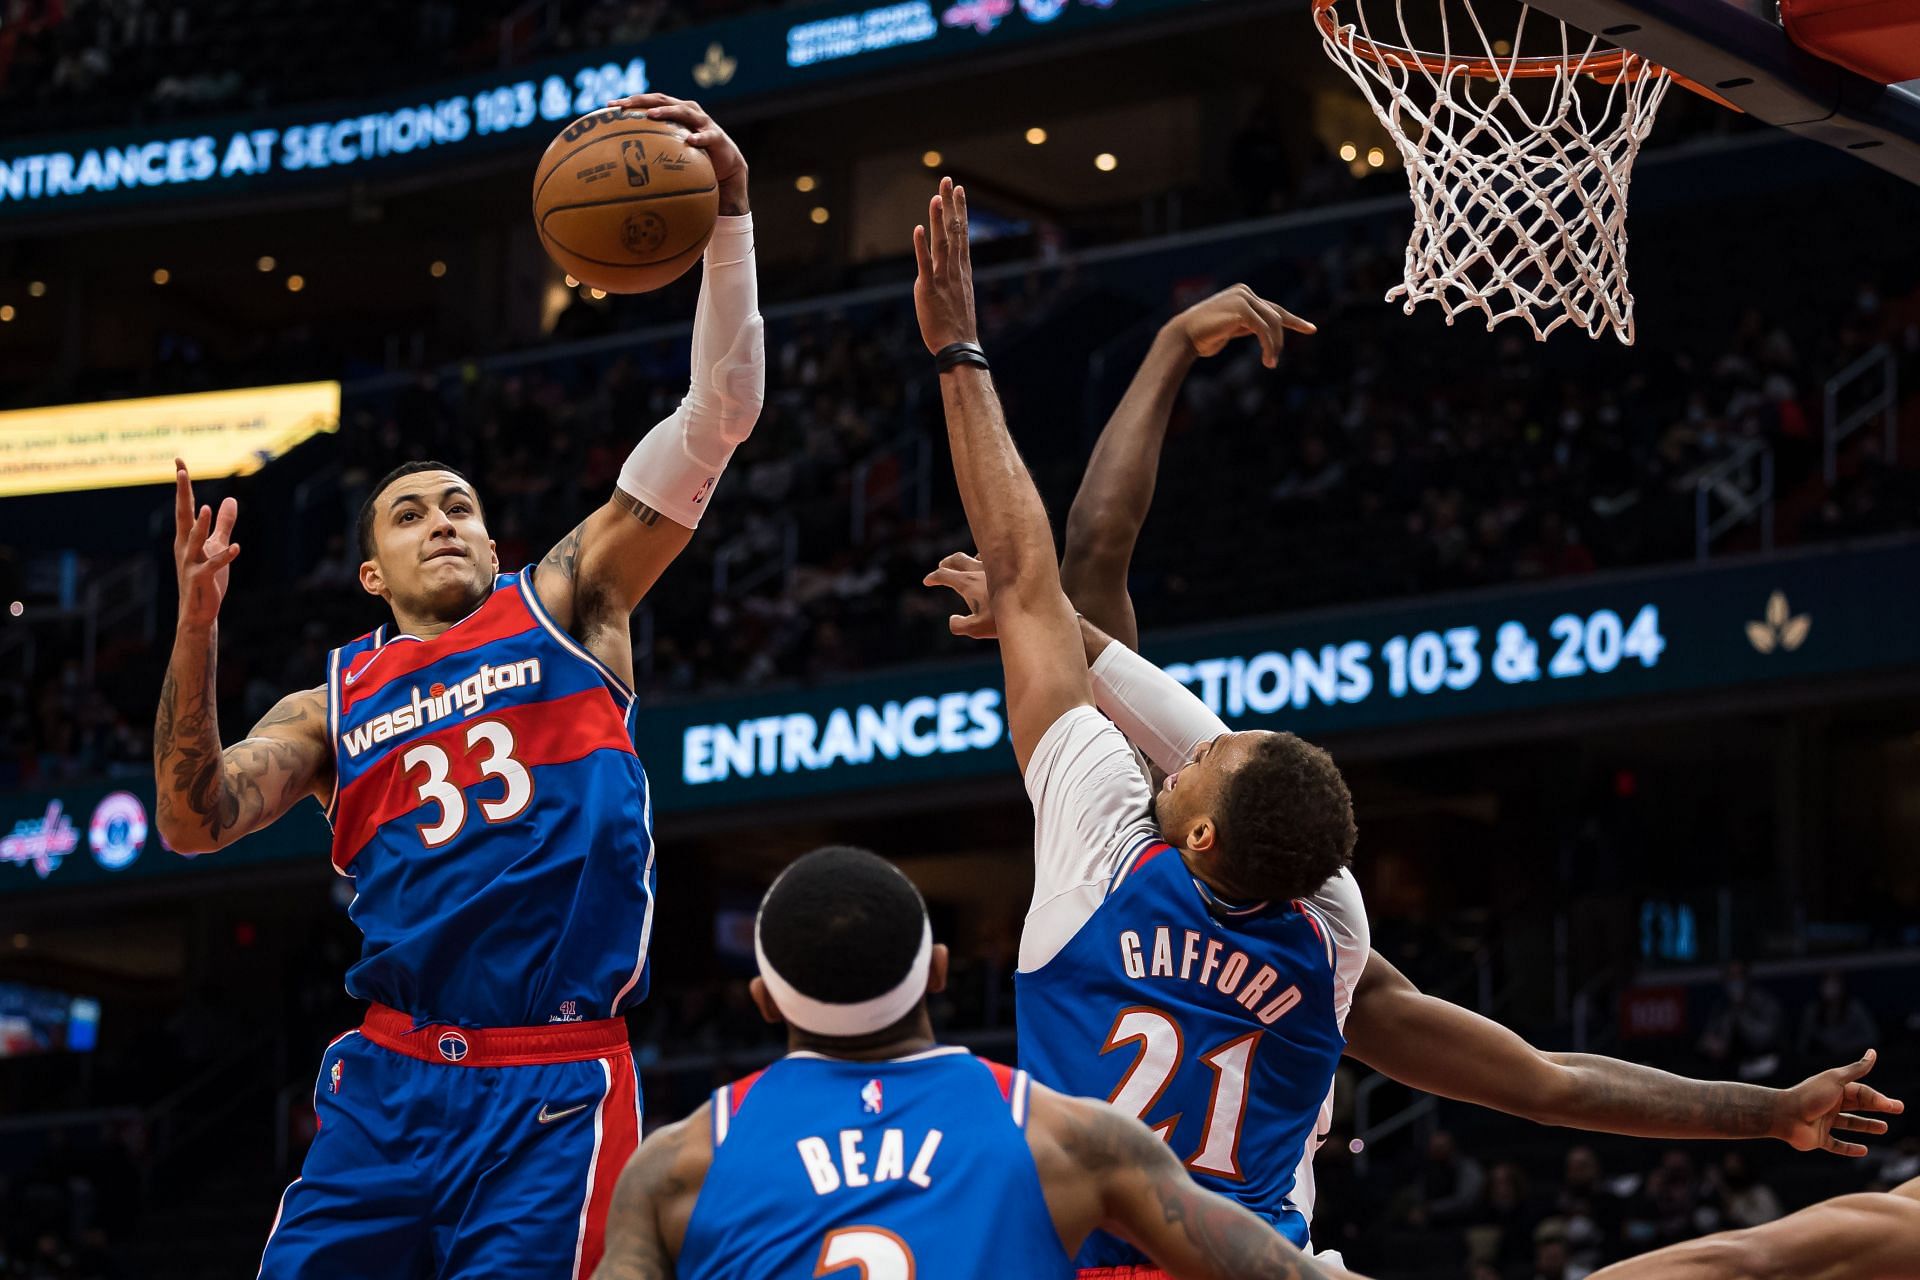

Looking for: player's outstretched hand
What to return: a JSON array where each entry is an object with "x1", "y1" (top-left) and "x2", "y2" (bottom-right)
[
  {"x1": 1170, "y1": 283, "x2": 1316, "y2": 368},
  {"x1": 922, "y1": 551, "x2": 995, "y2": 639},
  {"x1": 913, "y1": 177, "x2": 979, "y2": 356},
  {"x1": 1775, "y1": 1048, "x2": 1906, "y2": 1157},
  {"x1": 172, "y1": 458, "x2": 239, "y2": 631},
  {"x1": 606, "y1": 92, "x2": 748, "y2": 214}
]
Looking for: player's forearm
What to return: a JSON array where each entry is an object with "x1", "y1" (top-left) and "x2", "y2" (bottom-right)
[
  {"x1": 938, "y1": 365, "x2": 1064, "y2": 600},
  {"x1": 1062, "y1": 326, "x2": 1195, "y2": 637},
  {"x1": 1536, "y1": 1052, "x2": 1780, "y2": 1140},
  {"x1": 154, "y1": 622, "x2": 234, "y2": 853},
  {"x1": 616, "y1": 215, "x2": 763, "y2": 532},
  {"x1": 1086, "y1": 627, "x2": 1229, "y2": 774}
]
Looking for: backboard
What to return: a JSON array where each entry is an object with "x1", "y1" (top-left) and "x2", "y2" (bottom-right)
[{"x1": 1524, "y1": 0, "x2": 1920, "y2": 184}]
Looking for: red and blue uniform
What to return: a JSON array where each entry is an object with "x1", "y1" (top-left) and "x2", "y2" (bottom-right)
[
  {"x1": 1016, "y1": 840, "x2": 1346, "y2": 1272},
  {"x1": 678, "y1": 1048, "x2": 1075, "y2": 1280},
  {"x1": 259, "y1": 568, "x2": 654, "y2": 1280}
]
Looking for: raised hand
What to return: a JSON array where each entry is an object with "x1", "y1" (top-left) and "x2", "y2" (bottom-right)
[
  {"x1": 912, "y1": 177, "x2": 979, "y2": 355},
  {"x1": 1775, "y1": 1049, "x2": 1905, "y2": 1157},
  {"x1": 173, "y1": 459, "x2": 240, "y2": 631},
  {"x1": 605, "y1": 92, "x2": 748, "y2": 214},
  {"x1": 922, "y1": 551, "x2": 995, "y2": 639},
  {"x1": 1171, "y1": 283, "x2": 1316, "y2": 368}
]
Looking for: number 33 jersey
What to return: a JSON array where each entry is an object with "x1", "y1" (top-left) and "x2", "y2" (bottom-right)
[
  {"x1": 1014, "y1": 706, "x2": 1367, "y2": 1270},
  {"x1": 324, "y1": 568, "x2": 655, "y2": 1029}
]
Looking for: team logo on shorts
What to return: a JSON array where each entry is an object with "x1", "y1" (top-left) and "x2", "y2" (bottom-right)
[
  {"x1": 437, "y1": 1030, "x2": 471, "y2": 1063},
  {"x1": 861, "y1": 1079, "x2": 884, "y2": 1115}
]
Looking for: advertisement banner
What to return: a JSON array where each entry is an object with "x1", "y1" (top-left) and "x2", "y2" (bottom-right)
[
  {"x1": 0, "y1": 381, "x2": 340, "y2": 497},
  {"x1": 0, "y1": 781, "x2": 331, "y2": 897},
  {"x1": 0, "y1": 0, "x2": 1210, "y2": 220},
  {"x1": 637, "y1": 538, "x2": 1920, "y2": 811},
  {"x1": 5, "y1": 538, "x2": 1915, "y2": 895}
]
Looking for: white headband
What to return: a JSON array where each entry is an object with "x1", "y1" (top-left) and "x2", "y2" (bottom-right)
[{"x1": 755, "y1": 913, "x2": 933, "y2": 1038}]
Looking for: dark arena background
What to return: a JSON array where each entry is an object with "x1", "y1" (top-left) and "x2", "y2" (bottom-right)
[{"x1": 3, "y1": 0, "x2": 1920, "y2": 1277}]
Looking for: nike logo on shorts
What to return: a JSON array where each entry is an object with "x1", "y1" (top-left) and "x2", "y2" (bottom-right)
[{"x1": 537, "y1": 1103, "x2": 591, "y2": 1125}]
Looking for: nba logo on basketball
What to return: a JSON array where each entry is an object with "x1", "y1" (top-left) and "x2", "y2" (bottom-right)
[
  {"x1": 621, "y1": 139, "x2": 651, "y2": 187},
  {"x1": 329, "y1": 1060, "x2": 343, "y2": 1094},
  {"x1": 860, "y1": 1079, "x2": 883, "y2": 1114}
]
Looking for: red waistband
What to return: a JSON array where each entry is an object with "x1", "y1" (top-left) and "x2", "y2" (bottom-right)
[
  {"x1": 1078, "y1": 1270, "x2": 1168, "y2": 1280},
  {"x1": 358, "y1": 1002, "x2": 630, "y2": 1067}
]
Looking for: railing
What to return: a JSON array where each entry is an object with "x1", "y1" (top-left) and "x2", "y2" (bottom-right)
[
  {"x1": 850, "y1": 433, "x2": 934, "y2": 544},
  {"x1": 1824, "y1": 343, "x2": 1899, "y2": 485},
  {"x1": 82, "y1": 556, "x2": 158, "y2": 680},
  {"x1": 1694, "y1": 438, "x2": 1774, "y2": 561},
  {"x1": 711, "y1": 515, "x2": 798, "y2": 599},
  {"x1": 1352, "y1": 1076, "x2": 1437, "y2": 1178},
  {"x1": 143, "y1": 1028, "x2": 281, "y2": 1179}
]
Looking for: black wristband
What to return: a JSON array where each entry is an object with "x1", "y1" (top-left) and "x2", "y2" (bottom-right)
[{"x1": 935, "y1": 341, "x2": 989, "y2": 373}]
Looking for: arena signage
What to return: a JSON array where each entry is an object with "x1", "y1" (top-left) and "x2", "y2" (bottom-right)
[
  {"x1": 0, "y1": 0, "x2": 1208, "y2": 219},
  {"x1": 641, "y1": 538, "x2": 1920, "y2": 811},
  {"x1": 4, "y1": 539, "x2": 1915, "y2": 895},
  {"x1": 0, "y1": 783, "x2": 329, "y2": 897},
  {"x1": 0, "y1": 381, "x2": 339, "y2": 497}
]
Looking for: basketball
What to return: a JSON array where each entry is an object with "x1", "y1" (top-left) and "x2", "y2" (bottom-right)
[{"x1": 531, "y1": 108, "x2": 719, "y2": 294}]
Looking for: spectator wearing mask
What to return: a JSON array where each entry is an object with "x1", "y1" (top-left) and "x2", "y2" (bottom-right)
[
  {"x1": 1699, "y1": 961, "x2": 1785, "y2": 1080},
  {"x1": 1799, "y1": 969, "x2": 1880, "y2": 1066},
  {"x1": 1712, "y1": 1152, "x2": 1784, "y2": 1229}
]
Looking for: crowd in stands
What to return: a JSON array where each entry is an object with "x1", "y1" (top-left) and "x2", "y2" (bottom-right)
[{"x1": 0, "y1": 0, "x2": 814, "y2": 138}]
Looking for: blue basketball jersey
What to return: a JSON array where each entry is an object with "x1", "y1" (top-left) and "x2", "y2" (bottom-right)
[
  {"x1": 324, "y1": 567, "x2": 656, "y2": 1028},
  {"x1": 1017, "y1": 840, "x2": 1346, "y2": 1269},
  {"x1": 679, "y1": 1048, "x2": 1074, "y2": 1280}
]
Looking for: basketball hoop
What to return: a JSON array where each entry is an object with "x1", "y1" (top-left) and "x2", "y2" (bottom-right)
[{"x1": 1315, "y1": 0, "x2": 1683, "y2": 344}]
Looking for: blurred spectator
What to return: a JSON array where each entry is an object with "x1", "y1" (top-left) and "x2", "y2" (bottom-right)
[
  {"x1": 1710, "y1": 1152, "x2": 1783, "y2": 1229},
  {"x1": 1411, "y1": 1130, "x2": 1486, "y2": 1230},
  {"x1": 1698, "y1": 961, "x2": 1785, "y2": 1080},
  {"x1": 1798, "y1": 969, "x2": 1881, "y2": 1065}
]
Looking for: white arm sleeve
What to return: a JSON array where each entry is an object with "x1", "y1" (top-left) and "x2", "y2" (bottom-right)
[
  {"x1": 1019, "y1": 706, "x2": 1162, "y2": 973},
  {"x1": 1303, "y1": 868, "x2": 1370, "y2": 1030},
  {"x1": 1088, "y1": 640, "x2": 1229, "y2": 775},
  {"x1": 617, "y1": 214, "x2": 765, "y2": 529}
]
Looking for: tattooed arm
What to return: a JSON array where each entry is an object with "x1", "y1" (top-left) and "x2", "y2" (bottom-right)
[
  {"x1": 592, "y1": 1106, "x2": 713, "y2": 1280},
  {"x1": 1027, "y1": 1084, "x2": 1363, "y2": 1280},
  {"x1": 155, "y1": 462, "x2": 330, "y2": 855},
  {"x1": 1345, "y1": 950, "x2": 1903, "y2": 1153}
]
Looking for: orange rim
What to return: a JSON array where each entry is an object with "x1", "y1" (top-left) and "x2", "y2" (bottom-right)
[
  {"x1": 1311, "y1": 0, "x2": 1738, "y2": 107},
  {"x1": 1312, "y1": 0, "x2": 1640, "y2": 79}
]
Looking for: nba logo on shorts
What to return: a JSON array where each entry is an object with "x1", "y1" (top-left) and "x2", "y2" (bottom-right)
[
  {"x1": 329, "y1": 1060, "x2": 343, "y2": 1094},
  {"x1": 437, "y1": 1030, "x2": 471, "y2": 1063},
  {"x1": 860, "y1": 1079, "x2": 883, "y2": 1114}
]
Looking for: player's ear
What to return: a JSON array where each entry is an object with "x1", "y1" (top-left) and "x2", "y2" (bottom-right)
[
  {"x1": 1186, "y1": 815, "x2": 1218, "y2": 855},
  {"x1": 358, "y1": 557, "x2": 386, "y2": 599},
  {"x1": 926, "y1": 943, "x2": 949, "y2": 996},
  {"x1": 748, "y1": 976, "x2": 784, "y2": 1026},
  {"x1": 487, "y1": 538, "x2": 498, "y2": 577}
]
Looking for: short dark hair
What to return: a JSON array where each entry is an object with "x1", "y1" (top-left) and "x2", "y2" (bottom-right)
[
  {"x1": 1213, "y1": 732, "x2": 1356, "y2": 903},
  {"x1": 356, "y1": 460, "x2": 478, "y2": 560},
  {"x1": 757, "y1": 845, "x2": 927, "y2": 1005}
]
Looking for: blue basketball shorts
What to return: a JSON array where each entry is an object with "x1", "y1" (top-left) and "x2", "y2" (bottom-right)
[{"x1": 257, "y1": 1003, "x2": 640, "y2": 1279}]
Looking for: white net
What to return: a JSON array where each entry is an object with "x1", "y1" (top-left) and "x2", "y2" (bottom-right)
[{"x1": 1316, "y1": 0, "x2": 1674, "y2": 343}]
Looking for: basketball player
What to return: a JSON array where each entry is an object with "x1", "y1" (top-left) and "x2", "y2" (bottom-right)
[
  {"x1": 592, "y1": 845, "x2": 1369, "y2": 1280},
  {"x1": 154, "y1": 95, "x2": 761, "y2": 1280},
  {"x1": 910, "y1": 188, "x2": 1903, "y2": 1277},
  {"x1": 1590, "y1": 1176, "x2": 1920, "y2": 1279}
]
